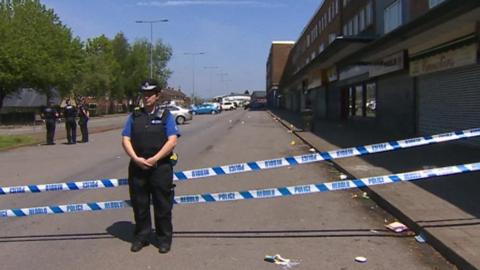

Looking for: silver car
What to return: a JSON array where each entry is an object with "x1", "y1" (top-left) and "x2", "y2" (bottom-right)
[{"x1": 159, "y1": 105, "x2": 193, "y2": 125}]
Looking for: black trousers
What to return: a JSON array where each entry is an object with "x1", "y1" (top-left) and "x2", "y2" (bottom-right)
[
  {"x1": 65, "y1": 118, "x2": 77, "y2": 144},
  {"x1": 128, "y1": 161, "x2": 174, "y2": 244},
  {"x1": 79, "y1": 119, "x2": 88, "y2": 142},
  {"x1": 45, "y1": 119, "x2": 56, "y2": 144}
]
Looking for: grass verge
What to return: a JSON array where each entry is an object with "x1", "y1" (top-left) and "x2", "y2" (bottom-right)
[{"x1": 0, "y1": 135, "x2": 39, "y2": 150}]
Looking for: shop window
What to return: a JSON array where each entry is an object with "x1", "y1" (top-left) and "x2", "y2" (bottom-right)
[
  {"x1": 347, "y1": 83, "x2": 376, "y2": 118},
  {"x1": 365, "y1": 83, "x2": 376, "y2": 117}
]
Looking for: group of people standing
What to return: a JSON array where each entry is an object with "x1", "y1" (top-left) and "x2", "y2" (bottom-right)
[{"x1": 41, "y1": 98, "x2": 90, "y2": 145}]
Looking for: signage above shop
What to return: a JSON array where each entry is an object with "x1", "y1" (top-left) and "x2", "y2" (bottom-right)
[
  {"x1": 410, "y1": 43, "x2": 478, "y2": 76},
  {"x1": 370, "y1": 51, "x2": 406, "y2": 77},
  {"x1": 339, "y1": 65, "x2": 369, "y2": 81}
]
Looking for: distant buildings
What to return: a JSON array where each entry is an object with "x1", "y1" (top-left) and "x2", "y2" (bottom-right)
[{"x1": 267, "y1": 0, "x2": 480, "y2": 146}]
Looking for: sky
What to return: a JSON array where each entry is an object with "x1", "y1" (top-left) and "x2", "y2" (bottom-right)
[{"x1": 41, "y1": 0, "x2": 322, "y2": 98}]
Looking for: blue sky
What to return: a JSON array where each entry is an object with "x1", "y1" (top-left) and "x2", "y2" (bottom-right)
[{"x1": 41, "y1": 0, "x2": 322, "y2": 98}]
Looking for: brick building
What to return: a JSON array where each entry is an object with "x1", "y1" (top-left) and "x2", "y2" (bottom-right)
[{"x1": 268, "y1": 0, "x2": 480, "y2": 145}]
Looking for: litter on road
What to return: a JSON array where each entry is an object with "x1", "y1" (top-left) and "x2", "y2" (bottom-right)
[{"x1": 385, "y1": 221, "x2": 409, "y2": 233}]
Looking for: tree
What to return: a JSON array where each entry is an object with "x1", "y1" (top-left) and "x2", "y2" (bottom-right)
[
  {"x1": 111, "y1": 32, "x2": 130, "y2": 99},
  {"x1": 0, "y1": 0, "x2": 83, "y2": 109},
  {"x1": 152, "y1": 39, "x2": 172, "y2": 89},
  {"x1": 75, "y1": 35, "x2": 119, "y2": 98}
]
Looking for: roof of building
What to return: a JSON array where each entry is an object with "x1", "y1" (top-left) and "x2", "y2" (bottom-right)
[
  {"x1": 2, "y1": 88, "x2": 61, "y2": 107},
  {"x1": 272, "y1": 41, "x2": 295, "y2": 45}
]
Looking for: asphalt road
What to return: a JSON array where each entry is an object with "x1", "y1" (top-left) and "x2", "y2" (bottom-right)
[{"x1": 0, "y1": 110, "x2": 454, "y2": 270}]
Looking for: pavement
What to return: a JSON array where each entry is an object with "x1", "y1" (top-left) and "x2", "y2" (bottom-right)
[{"x1": 270, "y1": 108, "x2": 480, "y2": 270}]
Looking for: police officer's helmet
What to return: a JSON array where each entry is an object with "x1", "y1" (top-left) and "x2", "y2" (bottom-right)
[{"x1": 141, "y1": 79, "x2": 160, "y2": 92}]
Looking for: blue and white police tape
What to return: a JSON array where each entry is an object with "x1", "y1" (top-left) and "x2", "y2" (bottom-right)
[
  {"x1": 0, "y1": 128, "x2": 479, "y2": 196},
  {"x1": 172, "y1": 128, "x2": 480, "y2": 181},
  {"x1": 0, "y1": 178, "x2": 128, "y2": 195},
  {"x1": 1, "y1": 162, "x2": 479, "y2": 218}
]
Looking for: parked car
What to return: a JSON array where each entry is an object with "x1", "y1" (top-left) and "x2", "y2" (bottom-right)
[
  {"x1": 221, "y1": 102, "x2": 235, "y2": 111},
  {"x1": 203, "y1": 102, "x2": 222, "y2": 112},
  {"x1": 159, "y1": 105, "x2": 193, "y2": 125},
  {"x1": 192, "y1": 104, "x2": 220, "y2": 115}
]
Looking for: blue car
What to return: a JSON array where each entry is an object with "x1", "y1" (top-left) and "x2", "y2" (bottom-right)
[{"x1": 192, "y1": 104, "x2": 220, "y2": 115}]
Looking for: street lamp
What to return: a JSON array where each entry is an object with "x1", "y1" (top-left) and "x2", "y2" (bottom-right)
[
  {"x1": 135, "y1": 19, "x2": 168, "y2": 79},
  {"x1": 204, "y1": 66, "x2": 219, "y2": 94},
  {"x1": 184, "y1": 52, "x2": 206, "y2": 103}
]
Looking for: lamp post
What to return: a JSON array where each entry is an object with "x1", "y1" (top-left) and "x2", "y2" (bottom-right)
[
  {"x1": 135, "y1": 19, "x2": 168, "y2": 79},
  {"x1": 184, "y1": 52, "x2": 206, "y2": 103},
  {"x1": 204, "y1": 66, "x2": 219, "y2": 94}
]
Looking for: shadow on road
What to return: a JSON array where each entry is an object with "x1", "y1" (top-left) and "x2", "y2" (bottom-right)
[{"x1": 0, "y1": 227, "x2": 417, "y2": 243}]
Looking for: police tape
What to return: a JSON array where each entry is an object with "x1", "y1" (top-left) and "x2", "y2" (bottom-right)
[
  {"x1": 1, "y1": 162, "x2": 479, "y2": 218},
  {"x1": 0, "y1": 128, "x2": 479, "y2": 196}
]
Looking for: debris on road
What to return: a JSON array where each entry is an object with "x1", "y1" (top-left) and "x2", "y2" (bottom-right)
[
  {"x1": 415, "y1": 233, "x2": 427, "y2": 243},
  {"x1": 339, "y1": 174, "x2": 348, "y2": 180},
  {"x1": 385, "y1": 221, "x2": 409, "y2": 233},
  {"x1": 362, "y1": 192, "x2": 370, "y2": 200},
  {"x1": 264, "y1": 254, "x2": 300, "y2": 268},
  {"x1": 355, "y1": 256, "x2": 368, "y2": 263}
]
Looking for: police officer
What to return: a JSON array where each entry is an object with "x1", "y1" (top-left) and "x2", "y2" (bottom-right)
[
  {"x1": 41, "y1": 101, "x2": 59, "y2": 145},
  {"x1": 121, "y1": 79, "x2": 180, "y2": 254},
  {"x1": 78, "y1": 98, "x2": 90, "y2": 143},
  {"x1": 63, "y1": 98, "x2": 77, "y2": 144}
]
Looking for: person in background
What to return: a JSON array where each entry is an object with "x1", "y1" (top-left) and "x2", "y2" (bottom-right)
[
  {"x1": 78, "y1": 97, "x2": 90, "y2": 143},
  {"x1": 41, "y1": 101, "x2": 59, "y2": 145},
  {"x1": 121, "y1": 79, "x2": 180, "y2": 254},
  {"x1": 63, "y1": 98, "x2": 77, "y2": 144}
]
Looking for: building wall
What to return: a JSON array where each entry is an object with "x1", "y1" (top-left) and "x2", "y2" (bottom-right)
[{"x1": 270, "y1": 44, "x2": 294, "y2": 87}]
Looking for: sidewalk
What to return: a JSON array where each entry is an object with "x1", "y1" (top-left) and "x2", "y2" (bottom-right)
[{"x1": 271, "y1": 109, "x2": 480, "y2": 270}]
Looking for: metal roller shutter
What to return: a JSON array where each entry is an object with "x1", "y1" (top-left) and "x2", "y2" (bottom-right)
[{"x1": 418, "y1": 64, "x2": 480, "y2": 146}]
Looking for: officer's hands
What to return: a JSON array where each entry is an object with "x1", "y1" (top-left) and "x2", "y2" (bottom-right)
[
  {"x1": 134, "y1": 157, "x2": 153, "y2": 170},
  {"x1": 145, "y1": 157, "x2": 158, "y2": 168}
]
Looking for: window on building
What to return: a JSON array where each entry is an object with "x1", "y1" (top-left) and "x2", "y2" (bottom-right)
[
  {"x1": 384, "y1": 0, "x2": 402, "y2": 33},
  {"x1": 328, "y1": 32, "x2": 337, "y2": 44},
  {"x1": 348, "y1": 20, "x2": 353, "y2": 36},
  {"x1": 328, "y1": 6, "x2": 332, "y2": 23},
  {"x1": 319, "y1": 43, "x2": 325, "y2": 54},
  {"x1": 366, "y1": 1, "x2": 373, "y2": 26},
  {"x1": 354, "y1": 86, "x2": 363, "y2": 116},
  {"x1": 343, "y1": 0, "x2": 348, "y2": 7},
  {"x1": 306, "y1": 34, "x2": 310, "y2": 47},
  {"x1": 365, "y1": 83, "x2": 376, "y2": 117},
  {"x1": 429, "y1": 0, "x2": 445, "y2": 8},
  {"x1": 359, "y1": 9, "x2": 366, "y2": 31},
  {"x1": 311, "y1": 51, "x2": 316, "y2": 61},
  {"x1": 353, "y1": 14, "x2": 359, "y2": 35},
  {"x1": 336, "y1": 0, "x2": 339, "y2": 14},
  {"x1": 343, "y1": 24, "x2": 347, "y2": 35},
  {"x1": 348, "y1": 83, "x2": 376, "y2": 118}
]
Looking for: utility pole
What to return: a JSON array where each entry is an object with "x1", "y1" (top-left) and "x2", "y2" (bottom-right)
[
  {"x1": 135, "y1": 19, "x2": 168, "y2": 79},
  {"x1": 184, "y1": 52, "x2": 206, "y2": 104}
]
